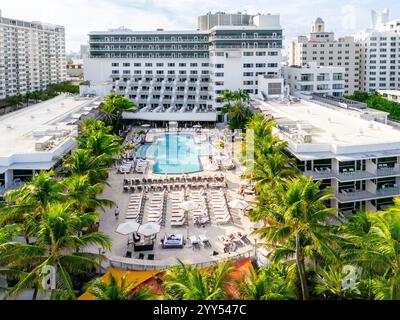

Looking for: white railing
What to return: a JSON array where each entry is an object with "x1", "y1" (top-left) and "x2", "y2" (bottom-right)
[{"x1": 108, "y1": 249, "x2": 254, "y2": 271}]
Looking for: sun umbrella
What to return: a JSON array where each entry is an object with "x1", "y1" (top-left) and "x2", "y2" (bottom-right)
[
  {"x1": 179, "y1": 201, "x2": 199, "y2": 211},
  {"x1": 141, "y1": 124, "x2": 151, "y2": 128},
  {"x1": 251, "y1": 220, "x2": 265, "y2": 229},
  {"x1": 193, "y1": 125, "x2": 202, "y2": 128},
  {"x1": 229, "y1": 199, "x2": 249, "y2": 210},
  {"x1": 137, "y1": 223, "x2": 161, "y2": 237},
  {"x1": 116, "y1": 221, "x2": 140, "y2": 235}
]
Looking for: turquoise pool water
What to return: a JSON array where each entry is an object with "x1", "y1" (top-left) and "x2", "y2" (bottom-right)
[{"x1": 144, "y1": 134, "x2": 214, "y2": 174}]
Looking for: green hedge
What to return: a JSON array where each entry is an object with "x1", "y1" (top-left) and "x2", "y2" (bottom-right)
[{"x1": 345, "y1": 91, "x2": 400, "y2": 121}]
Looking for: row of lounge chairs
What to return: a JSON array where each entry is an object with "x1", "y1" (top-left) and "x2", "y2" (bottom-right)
[
  {"x1": 125, "y1": 191, "x2": 145, "y2": 223},
  {"x1": 189, "y1": 189, "x2": 210, "y2": 225},
  {"x1": 209, "y1": 189, "x2": 232, "y2": 224},
  {"x1": 170, "y1": 190, "x2": 186, "y2": 227},
  {"x1": 146, "y1": 191, "x2": 166, "y2": 225}
]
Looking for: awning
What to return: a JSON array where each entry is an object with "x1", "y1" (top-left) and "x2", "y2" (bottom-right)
[{"x1": 0, "y1": 161, "x2": 57, "y2": 174}]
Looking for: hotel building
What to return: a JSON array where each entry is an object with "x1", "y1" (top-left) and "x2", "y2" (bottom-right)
[
  {"x1": 82, "y1": 12, "x2": 284, "y2": 124},
  {"x1": 0, "y1": 95, "x2": 101, "y2": 198},
  {"x1": 283, "y1": 62, "x2": 345, "y2": 97},
  {"x1": 357, "y1": 10, "x2": 400, "y2": 92},
  {"x1": 256, "y1": 94, "x2": 400, "y2": 216},
  {"x1": 0, "y1": 10, "x2": 66, "y2": 100},
  {"x1": 289, "y1": 18, "x2": 361, "y2": 95}
]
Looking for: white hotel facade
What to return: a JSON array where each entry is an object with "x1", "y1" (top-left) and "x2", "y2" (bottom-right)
[
  {"x1": 256, "y1": 94, "x2": 400, "y2": 216},
  {"x1": 0, "y1": 10, "x2": 66, "y2": 100},
  {"x1": 357, "y1": 11, "x2": 400, "y2": 92},
  {"x1": 82, "y1": 12, "x2": 284, "y2": 124}
]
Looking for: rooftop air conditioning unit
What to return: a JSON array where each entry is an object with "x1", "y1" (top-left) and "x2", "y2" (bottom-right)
[{"x1": 303, "y1": 134, "x2": 312, "y2": 143}]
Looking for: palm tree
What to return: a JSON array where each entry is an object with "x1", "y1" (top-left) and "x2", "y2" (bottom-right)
[
  {"x1": 313, "y1": 266, "x2": 366, "y2": 299},
  {"x1": 80, "y1": 132, "x2": 122, "y2": 166},
  {"x1": 101, "y1": 93, "x2": 137, "y2": 133},
  {"x1": 340, "y1": 209, "x2": 400, "y2": 300},
  {"x1": 253, "y1": 176, "x2": 337, "y2": 300},
  {"x1": 163, "y1": 260, "x2": 234, "y2": 300},
  {"x1": 62, "y1": 149, "x2": 109, "y2": 184},
  {"x1": 0, "y1": 171, "x2": 63, "y2": 232},
  {"x1": 85, "y1": 273, "x2": 154, "y2": 300},
  {"x1": 233, "y1": 89, "x2": 250, "y2": 103},
  {"x1": 62, "y1": 175, "x2": 113, "y2": 212},
  {"x1": 235, "y1": 264, "x2": 297, "y2": 300},
  {"x1": 222, "y1": 100, "x2": 253, "y2": 130},
  {"x1": 0, "y1": 202, "x2": 110, "y2": 299}
]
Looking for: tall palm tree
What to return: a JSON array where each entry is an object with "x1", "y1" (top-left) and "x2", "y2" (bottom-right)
[
  {"x1": 0, "y1": 171, "x2": 63, "y2": 231},
  {"x1": 235, "y1": 264, "x2": 297, "y2": 300},
  {"x1": 62, "y1": 149, "x2": 109, "y2": 184},
  {"x1": 81, "y1": 132, "x2": 122, "y2": 166},
  {"x1": 163, "y1": 260, "x2": 234, "y2": 300},
  {"x1": 62, "y1": 174, "x2": 113, "y2": 212},
  {"x1": 233, "y1": 89, "x2": 250, "y2": 103},
  {"x1": 0, "y1": 202, "x2": 110, "y2": 300},
  {"x1": 101, "y1": 93, "x2": 137, "y2": 133},
  {"x1": 340, "y1": 209, "x2": 400, "y2": 300},
  {"x1": 253, "y1": 176, "x2": 337, "y2": 300},
  {"x1": 85, "y1": 273, "x2": 154, "y2": 300},
  {"x1": 222, "y1": 101, "x2": 253, "y2": 130}
]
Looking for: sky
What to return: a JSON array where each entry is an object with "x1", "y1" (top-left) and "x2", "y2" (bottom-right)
[{"x1": 1, "y1": 0, "x2": 400, "y2": 53}]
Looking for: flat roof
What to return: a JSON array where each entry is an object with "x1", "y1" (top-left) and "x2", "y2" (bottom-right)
[
  {"x1": 378, "y1": 89, "x2": 400, "y2": 96},
  {"x1": 257, "y1": 98, "x2": 400, "y2": 159},
  {"x1": 0, "y1": 95, "x2": 100, "y2": 164}
]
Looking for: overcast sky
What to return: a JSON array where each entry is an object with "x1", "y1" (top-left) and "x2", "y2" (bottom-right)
[{"x1": 1, "y1": 0, "x2": 400, "y2": 53}]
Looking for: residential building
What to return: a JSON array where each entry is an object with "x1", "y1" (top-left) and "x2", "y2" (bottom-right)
[
  {"x1": 289, "y1": 17, "x2": 360, "y2": 95},
  {"x1": 283, "y1": 62, "x2": 345, "y2": 97},
  {"x1": 0, "y1": 95, "x2": 101, "y2": 197},
  {"x1": 378, "y1": 89, "x2": 400, "y2": 102},
  {"x1": 256, "y1": 94, "x2": 398, "y2": 217},
  {"x1": 357, "y1": 9, "x2": 400, "y2": 92},
  {"x1": 82, "y1": 12, "x2": 284, "y2": 124},
  {"x1": 0, "y1": 10, "x2": 66, "y2": 99}
]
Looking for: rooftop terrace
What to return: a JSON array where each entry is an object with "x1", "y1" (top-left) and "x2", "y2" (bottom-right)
[{"x1": 257, "y1": 97, "x2": 400, "y2": 160}]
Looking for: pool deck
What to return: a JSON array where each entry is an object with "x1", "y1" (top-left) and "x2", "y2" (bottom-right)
[{"x1": 97, "y1": 150, "x2": 257, "y2": 270}]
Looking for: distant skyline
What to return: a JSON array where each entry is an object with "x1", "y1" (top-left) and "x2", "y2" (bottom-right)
[{"x1": 2, "y1": 0, "x2": 400, "y2": 54}]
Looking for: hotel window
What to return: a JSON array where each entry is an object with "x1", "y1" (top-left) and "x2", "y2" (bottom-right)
[
  {"x1": 179, "y1": 63, "x2": 186, "y2": 67},
  {"x1": 215, "y1": 81, "x2": 224, "y2": 86},
  {"x1": 243, "y1": 72, "x2": 254, "y2": 76},
  {"x1": 123, "y1": 70, "x2": 130, "y2": 74},
  {"x1": 256, "y1": 63, "x2": 266, "y2": 68},
  {"x1": 168, "y1": 63, "x2": 175, "y2": 67},
  {"x1": 243, "y1": 81, "x2": 254, "y2": 85},
  {"x1": 267, "y1": 51, "x2": 276, "y2": 56},
  {"x1": 156, "y1": 63, "x2": 164, "y2": 67},
  {"x1": 167, "y1": 70, "x2": 175, "y2": 75},
  {"x1": 243, "y1": 52, "x2": 254, "y2": 56},
  {"x1": 243, "y1": 63, "x2": 253, "y2": 68},
  {"x1": 215, "y1": 72, "x2": 224, "y2": 77},
  {"x1": 215, "y1": 64, "x2": 224, "y2": 68},
  {"x1": 123, "y1": 63, "x2": 130, "y2": 67},
  {"x1": 145, "y1": 70, "x2": 152, "y2": 75},
  {"x1": 202, "y1": 63, "x2": 209, "y2": 67},
  {"x1": 215, "y1": 52, "x2": 224, "y2": 56},
  {"x1": 134, "y1": 63, "x2": 141, "y2": 67},
  {"x1": 145, "y1": 63, "x2": 152, "y2": 67},
  {"x1": 111, "y1": 63, "x2": 119, "y2": 67},
  {"x1": 190, "y1": 63, "x2": 198, "y2": 67}
]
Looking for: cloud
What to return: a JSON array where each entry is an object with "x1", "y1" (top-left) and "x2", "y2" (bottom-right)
[{"x1": 1, "y1": 0, "x2": 400, "y2": 52}]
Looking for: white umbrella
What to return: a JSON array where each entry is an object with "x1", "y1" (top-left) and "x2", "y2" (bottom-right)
[
  {"x1": 141, "y1": 124, "x2": 151, "y2": 128},
  {"x1": 137, "y1": 223, "x2": 161, "y2": 237},
  {"x1": 251, "y1": 220, "x2": 265, "y2": 229},
  {"x1": 193, "y1": 125, "x2": 202, "y2": 128},
  {"x1": 116, "y1": 221, "x2": 140, "y2": 235},
  {"x1": 179, "y1": 201, "x2": 199, "y2": 211},
  {"x1": 229, "y1": 199, "x2": 249, "y2": 210}
]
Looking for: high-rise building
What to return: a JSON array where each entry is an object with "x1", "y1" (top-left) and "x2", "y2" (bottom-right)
[
  {"x1": 357, "y1": 9, "x2": 400, "y2": 92},
  {"x1": 0, "y1": 10, "x2": 66, "y2": 99},
  {"x1": 289, "y1": 18, "x2": 361, "y2": 95},
  {"x1": 82, "y1": 12, "x2": 284, "y2": 124}
]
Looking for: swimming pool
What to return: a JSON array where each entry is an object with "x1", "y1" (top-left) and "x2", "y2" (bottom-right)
[{"x1": 145, "y1": 134, "x2": 214, "y2": 174}]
